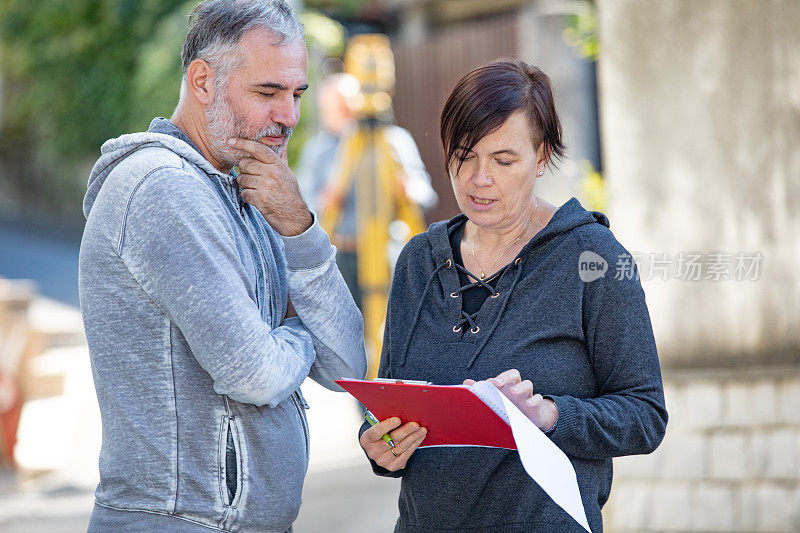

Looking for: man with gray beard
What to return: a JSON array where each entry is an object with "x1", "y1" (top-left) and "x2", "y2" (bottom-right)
[{"x1": 78, "y1": 1, "x2": 367, "y2": 531}]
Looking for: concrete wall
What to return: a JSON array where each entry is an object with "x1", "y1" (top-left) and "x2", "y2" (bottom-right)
[
  {"x1": 597, "y1": 0, "x2": 800, "y2": 369},
  {"x1": 598, "y1": 1, "x2": 800, "y2": 531},
  {"x1": 517, "y1": 1, "x2": 602, "y2": 207}
]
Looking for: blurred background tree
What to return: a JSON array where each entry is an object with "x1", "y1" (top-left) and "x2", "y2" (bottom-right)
[
  {"x1": 563, "y1": 0, "x2": 599, "y2": 62},
  {"x1": 305, "y1": 0, "x2": 365, "y2": 18},
  {"x1": 0, "y1": 0, "x2": 346, "y2": 224},
  {"x1": 0, "y1": 0, "x2": 192, "y2": 221}
]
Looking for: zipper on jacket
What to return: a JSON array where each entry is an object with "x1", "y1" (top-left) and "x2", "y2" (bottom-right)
[
  {"x1": 292, "y1": 392, "x2": 310, "y2": 461},
  {"x1": 231, "y1": 177, "x2": 245, "y2": 219}
]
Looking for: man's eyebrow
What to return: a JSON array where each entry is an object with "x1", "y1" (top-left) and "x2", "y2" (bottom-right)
[{"x1": 254, "y1": 82, "x2": 309, "y2": 92}]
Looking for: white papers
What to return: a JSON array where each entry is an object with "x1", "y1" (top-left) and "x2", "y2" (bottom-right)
[{"x1": 474, "y1": 382, "x2": 592, "y2": 533}]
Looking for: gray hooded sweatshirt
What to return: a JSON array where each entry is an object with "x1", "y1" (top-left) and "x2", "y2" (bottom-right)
[{"x1": 79, "y1": 118, "x2": 367, "y2": 532}]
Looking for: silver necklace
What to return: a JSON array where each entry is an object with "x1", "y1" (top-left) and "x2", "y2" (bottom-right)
[{"x1": 471, "y1": 215, "x2": 533, "y2": 280}]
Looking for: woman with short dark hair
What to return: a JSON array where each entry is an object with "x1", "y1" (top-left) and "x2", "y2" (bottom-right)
[
  {"x1": 359, "y1": 59, "x2": 667, "y2": 532},
  {"x1": 360, "y1": 60, "x2": 667, "y2": 533}
]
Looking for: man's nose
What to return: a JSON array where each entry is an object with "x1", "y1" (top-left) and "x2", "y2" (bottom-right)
[{"x1": 271, "y1": 96, "x2": 299, "y2": 128}]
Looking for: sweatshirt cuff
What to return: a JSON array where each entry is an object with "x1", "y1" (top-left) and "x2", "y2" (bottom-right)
[
  {"x1": 280, "y1": 212, "x2": 334, "y2": 270},
  {"x1": 544, "y1": 395, "x2": 579, "y2": 444}
]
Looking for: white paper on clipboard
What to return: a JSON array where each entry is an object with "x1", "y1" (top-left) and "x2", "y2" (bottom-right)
[{"x1": 472, "y1": 381, "x2": 592, "y2": 533}]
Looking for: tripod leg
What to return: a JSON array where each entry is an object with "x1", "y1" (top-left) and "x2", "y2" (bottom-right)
[{"x1": 320, "y1": 131, "x2": 364, "y2": 235}]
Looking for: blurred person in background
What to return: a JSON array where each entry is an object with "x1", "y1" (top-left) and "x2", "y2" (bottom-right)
[
  {"x1": 296, "y1": 72, "x2": 438, "y2": 308},
  {"x1": 78, "y1": 1, "x2": 366, "y2": 531},
  {"x1": 359, "y1": 60, "x2": 667, "y2": 532}
]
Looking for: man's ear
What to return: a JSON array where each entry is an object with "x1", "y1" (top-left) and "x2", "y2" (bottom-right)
[{"x1": 186, "y1": 59, "x2": 215, "y2": 105}]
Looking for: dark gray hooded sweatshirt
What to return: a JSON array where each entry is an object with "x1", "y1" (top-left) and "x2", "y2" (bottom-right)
[{"x1": 369, "y1": 197, "x2": 668, "y2": 533}]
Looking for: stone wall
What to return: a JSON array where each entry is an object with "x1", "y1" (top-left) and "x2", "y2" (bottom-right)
[
  {"x1": 517, "y1": 1, "x2": 601, "y2": 207},
  {"x1": 605, "y1": 369, "x2": 800, "y2": 531}
]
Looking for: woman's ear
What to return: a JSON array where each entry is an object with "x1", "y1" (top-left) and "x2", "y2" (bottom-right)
[{"x1": 535, "y1": 143, "x2": 551, "y2": 174}]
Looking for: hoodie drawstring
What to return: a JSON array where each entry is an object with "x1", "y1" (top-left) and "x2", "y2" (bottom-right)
[
  {"x1": 397, "y1": 256, "x2": 526, "y2": 369},
  {"x1": 466, "y1": 257, "x2": 526, "y2": 369},
  {"x1": 397, "y1": 259, "x2": 452, "y2": 366}
]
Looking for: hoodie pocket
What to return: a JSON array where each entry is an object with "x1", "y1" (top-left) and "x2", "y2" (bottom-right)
[{"x1": 218, "y1": 415, "x2": 242, "y2": 507}]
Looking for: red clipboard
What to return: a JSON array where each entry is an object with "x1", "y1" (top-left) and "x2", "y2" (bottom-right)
[{"x1": 336, "y1": 378, "x2": 516, "y2": 449}]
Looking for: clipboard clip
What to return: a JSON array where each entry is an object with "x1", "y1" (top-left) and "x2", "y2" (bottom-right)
[{"x1": 372, "y1": 378, "x2": 432, "y2": 385}]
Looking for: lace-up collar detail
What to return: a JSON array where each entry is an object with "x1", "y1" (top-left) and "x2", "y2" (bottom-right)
[
  {"x1": 396, "y1": 255, "x2": 526, "y2": 369},
  {"x1": 450, "y1": 262, "x2": 502, "y2": 334}
]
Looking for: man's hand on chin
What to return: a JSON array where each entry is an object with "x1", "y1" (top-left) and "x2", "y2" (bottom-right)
[{"x1": 231, "y1": 137, "x2": 313, "y2": 236}]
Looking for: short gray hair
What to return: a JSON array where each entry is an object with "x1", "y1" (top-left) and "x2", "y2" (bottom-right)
[{"x1": 181, "y1": 0, "x2": 304, "y2": 85}]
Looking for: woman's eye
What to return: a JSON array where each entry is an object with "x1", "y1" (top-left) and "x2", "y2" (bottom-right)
[
  {"x1": 496, "y1": 159, "x2": 512, "y2": 166},
  {"x1": 259, "y1": 92, "x2": 275, "y2": 98},
  {"x1": 293, "y1": 93, "x2": 303, "y2": 101}
]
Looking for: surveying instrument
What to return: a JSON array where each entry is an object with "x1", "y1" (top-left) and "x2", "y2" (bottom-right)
[{"x1": 320, "y1": 35, "x2": 426, "y2": 378}]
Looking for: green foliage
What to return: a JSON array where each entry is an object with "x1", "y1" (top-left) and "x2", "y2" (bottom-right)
[
  {"x1": 578, "y1": 160, "x2": 606, "y2": 213},
  {"x1": 0, "y1": 1, "x2": 346, "y2": 217},
  {"x1": 563, "y1": 0, "x2": 599, "y2": 62},
  {"x1": 302, "y1": 10, "x2": 345, "y2": 58},
  {"x1": 128, "y1": 2, "x2": 198, "y2": 133},
  {"x1": 0, "y1": 0, "x2": 189, "y2": 157},
  {"x1": 304, "y1": 0, "x2": 365, "y2": 18}
]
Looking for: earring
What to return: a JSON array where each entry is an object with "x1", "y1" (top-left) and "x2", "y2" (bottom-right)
[{"x1": 537, "y1": 170, "x2": 544, "y2": 177}]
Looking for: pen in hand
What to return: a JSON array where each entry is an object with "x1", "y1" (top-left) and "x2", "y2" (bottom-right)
[{"x1": 364, "y1": 410, "x2": 396, "y2": 448}]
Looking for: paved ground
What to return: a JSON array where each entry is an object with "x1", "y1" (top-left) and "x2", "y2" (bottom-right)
[
  {"x1": 0, "y1": 300, "x2": 402, "y2": 532},
  {"x1": 0, "y1": 216, "x2": 402, "y2": 532},
  {"x1": 0, "y1": 216, "x2": 82, "y2": 307},
  {"x1": 0, "y1": 463, "x2": 400, "y2": 533}
]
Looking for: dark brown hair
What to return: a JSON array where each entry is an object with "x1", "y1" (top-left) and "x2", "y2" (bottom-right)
[{"x1": 440, "y1": 59, "x2": 565, "y2": 175}]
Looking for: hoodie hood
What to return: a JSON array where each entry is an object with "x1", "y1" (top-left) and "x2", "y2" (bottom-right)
[
  {"x1": 396, "y1": 197, "x2": 611, "y2": 369},
  {"x1": 84, "y1": 130, "x2": 231, "y2": 219}
]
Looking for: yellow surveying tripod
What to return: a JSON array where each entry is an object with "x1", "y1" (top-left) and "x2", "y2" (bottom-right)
[{"x1": 320, "y1": 35, "x2": 426, "y2": 378}]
